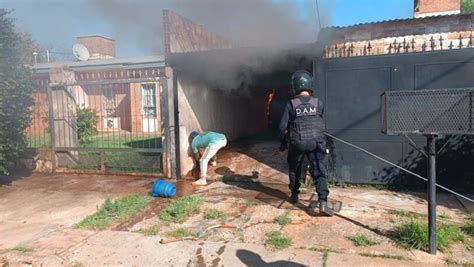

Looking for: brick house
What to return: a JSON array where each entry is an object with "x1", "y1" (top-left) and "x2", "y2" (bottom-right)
[
  {"x1": 28, "y1": 35, "x2": 165, "y2": 139},
  {"x1": 319, "y1": 0, "x2": 473, "y2": 58}
]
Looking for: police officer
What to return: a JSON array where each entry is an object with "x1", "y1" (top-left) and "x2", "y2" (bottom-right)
[{"x1": 279, "y1": 70, "x2": 333, "y2": 216}]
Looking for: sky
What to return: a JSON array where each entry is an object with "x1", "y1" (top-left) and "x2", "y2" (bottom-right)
[{"x1": 0, "y1": 0, "x2": 413, "y2": 58}]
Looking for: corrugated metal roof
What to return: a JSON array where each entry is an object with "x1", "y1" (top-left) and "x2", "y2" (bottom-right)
[
  {"x1": 323, "y1": 13, "x2": 472, "y2": 30},
  {"x1": 32, "y1": 55, "x2": 165, "y2": 73}
]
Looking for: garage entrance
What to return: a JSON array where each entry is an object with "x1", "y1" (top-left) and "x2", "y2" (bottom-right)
[{"x1": 164, "y1": 45, "x2": 315, "y2": 178}]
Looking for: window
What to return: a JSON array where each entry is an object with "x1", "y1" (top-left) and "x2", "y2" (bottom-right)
[
  {"x1": 103, "y1": 90, "x2": 116, "y2": 118},
  {"x1": 141, "y1": 83, "x2": 156, "y2": 118}
]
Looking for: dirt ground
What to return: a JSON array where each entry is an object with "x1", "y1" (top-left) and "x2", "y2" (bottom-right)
[{"x1": 0, "y1": 141, "x2": 473, "y2": 266}]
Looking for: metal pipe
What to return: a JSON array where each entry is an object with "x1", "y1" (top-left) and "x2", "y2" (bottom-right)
[{"x1": 427, "y1": 135, "x2": 437, "y2": 255}]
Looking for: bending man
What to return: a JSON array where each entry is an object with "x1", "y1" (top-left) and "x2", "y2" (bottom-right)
[{"x1": 190, "y1": 131, "x2": 227, "y2": 186}]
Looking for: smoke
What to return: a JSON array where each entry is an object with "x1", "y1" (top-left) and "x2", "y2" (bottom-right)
[{"x1": 88, "y1": 0, "x2": 331, "y2": 55}]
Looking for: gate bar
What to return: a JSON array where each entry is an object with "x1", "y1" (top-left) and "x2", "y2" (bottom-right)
[{"x1": 427, "y1": 135, "x2": 437, "y2": 254}]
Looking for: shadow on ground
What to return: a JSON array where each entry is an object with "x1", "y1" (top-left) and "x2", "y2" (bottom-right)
[
  {"x1": 236, "y1": 250, "x2": 305, "y2": 267},
  {"x1": 0, "y1": 169, "x2": 32, "y2": 186},
  {"x1": 216, "y1": 166, "x2": 397, "y2": 241}
]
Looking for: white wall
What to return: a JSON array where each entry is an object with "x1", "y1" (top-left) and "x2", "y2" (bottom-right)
[{"x1": 177, "y1": 77, "x2": 269, "y2": 176}]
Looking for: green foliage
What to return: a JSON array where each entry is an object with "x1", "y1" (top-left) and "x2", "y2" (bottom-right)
[
  {"x1": 165, "y1": 228, "x2": 193, "y2": 238},
  {"x1": 265, "y1": 230, "x2": 292, "y2": 250},
  {"x1": 75, "y1": 195, "x2": 152, "y2": 230},
  {"x1": 388, "y1": 209, "x2": 427, "y2": 219},
  {"x1": 243, "y1": 199, "x2": 258, "y2": 207},
  {"x1": 76, "y1": 106, "x2": 98, "y2": 144},
  {"x1": 136, "y1": 224, "x2": 161, "y2": 236},
  {"x1": 394, "y1": 220, "x2": 466, "y2": 251},
  {"x1": 158, "y1": 196, "x2": 202, "y2": 224},
  {"x1": 274, "y1": 212, "x2": 291, "y2": 226},
  {"x1": 204, "y1": 208, "x2": 226, "y2": 220},
  {"x1": 0, "y1": 9, "x2": 35, "y2": 174},
  {"x1": 462, "y1": 0, "x2": 474, "y2": 13},
  {"x1": 439, "y1": 212, "x2": 451, "y2": 220},
  {"x1": 462, "y1": 214, "x2": 474, "y2": 236},
  {"x1": 0, "y1": 245, "x2": 33, "y2": 254},
  {"x1": 347, "y1": 233, "x2": 379, "y2": 247}
]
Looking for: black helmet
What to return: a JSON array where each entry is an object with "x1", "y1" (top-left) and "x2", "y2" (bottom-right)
[{"x1": 291, "y1": 70, "x2": 313, "y2": 95}]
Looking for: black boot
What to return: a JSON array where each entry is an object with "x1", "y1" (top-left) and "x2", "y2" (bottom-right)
[
  {"x1": 319, "y1": 200, "x2": 334, "y2": 216},
  {"x1": 290, "y1": 192, "x2": 299, "y2": 204}
]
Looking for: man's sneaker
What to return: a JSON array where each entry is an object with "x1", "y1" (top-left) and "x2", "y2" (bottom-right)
[
  {"x1": 290, "y1": 193, "x2": 299, "y2": 204},
  {"x1": 192, "y1": 178, "x2": 207, "y2": 186},
  {"x1": 319, "y1": 200, "x2": 334, "y2": 216}
]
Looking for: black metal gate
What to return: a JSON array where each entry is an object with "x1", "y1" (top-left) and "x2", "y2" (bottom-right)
[{"x1": 314, "y1": 48, "x2": 474, "y2": 188}]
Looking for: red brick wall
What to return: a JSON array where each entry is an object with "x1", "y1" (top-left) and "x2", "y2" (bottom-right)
[
  {"x1": 84, "y1": 84, "x2": 131, "y2": 131},
  {"x1": 130, "y1": 83, "x2": 141, "y2": 133},
  {"x1": 77, "y1": 35, "x2": 116, "y2": 58},
  {"x1": 162, "y1": 9, "x2": 233, "y2": 54},
  {"x1": 415, "y1": 0, "x2": 460, "y2": 17}
]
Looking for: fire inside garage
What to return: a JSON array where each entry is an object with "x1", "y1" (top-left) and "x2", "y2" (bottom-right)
[{"x1": 164, "y1": 44, "x2": 317, "y2": 178}]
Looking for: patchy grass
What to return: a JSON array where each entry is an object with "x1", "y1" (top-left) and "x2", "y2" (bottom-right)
[
  {"x1": 388, "y1": 209, "x2": 427, "y2": 219},
  {"x1": 136, "y1": 224, "x2": 161, "y2": 236},
  {"x1": 75, "y1": 195, "x2": 152, "y2": 230},
  {"x1": 274, "y1": 212, "x2": 291, "y2": 226},
  {"x1": 265, "y1": 230, "x2": 292, "y2": 250},
  {"x1": 359, "y1": 253, "x2": 406, "y2": 260},
  {"x1": 234, "y1": 228, "x2": 244, "y2": 242},
  {"x1": 0, "y1": 245, "x2": 34, "y2": 254},
  {"x1": 347, "y1": 233, "x2": 379, "y2": 247},
  {"x1": 445, "y1": 257, "x2": 460, "y2": 265},
  {"x1": 243, "y1": 199, "x2": 258, "y2": 207},
  {"x1": 439, "y1": 212, "x2": 451, "y2": 220},
  {"x1": 166, "y1": 228, "x2": 193, "y2": 238},
  {"x1": 159, "y1": 196, "x2": 202, "y2": 224},
  {"x1": 394, "y1": 220, "x2": 466, "y2": 251},
  {"x1": 300, "y1": 178, "x2": 314, "y2": 189},
  {"x1": 309, "y1": 246, "x2": 336, "y2": 253},
  {"x1": 462, "y1": 214, "x2": 474, "y2": 236},
  {"x1": 204, "y1": 209, "x2": 226, "y2": 220},
  {"x1": 322, "y1": 249, "x2": 329, "y2": 267}
]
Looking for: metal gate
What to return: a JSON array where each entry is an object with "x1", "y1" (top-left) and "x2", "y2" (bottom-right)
[
  {"x1": 27, "y1": 72, "x2": 166, "y2": 176},
  {"x1": 314, "y1": 48, "x2": 474, "y2": 188}
]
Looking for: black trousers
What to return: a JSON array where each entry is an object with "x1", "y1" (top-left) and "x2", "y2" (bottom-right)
[{"x1": 287, "y1": 138, "x2": 329, "y2": 201}]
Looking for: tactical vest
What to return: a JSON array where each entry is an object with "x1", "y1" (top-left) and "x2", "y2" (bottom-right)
[{"x1": 289, "y1": 97, "x2": 324, "y2": 143}]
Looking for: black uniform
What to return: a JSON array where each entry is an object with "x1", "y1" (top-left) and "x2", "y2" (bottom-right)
[{"x1": 279, "y1": 95, "x2": 329, "y2": 201}]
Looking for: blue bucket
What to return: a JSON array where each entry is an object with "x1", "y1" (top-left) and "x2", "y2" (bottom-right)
[{"x1": 151, "y1": 178, "x2": 176, "y2": 198}]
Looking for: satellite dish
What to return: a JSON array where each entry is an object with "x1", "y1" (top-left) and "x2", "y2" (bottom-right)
[{"x1": 72, "y1": 43, "x2": 90, "y2": 61}]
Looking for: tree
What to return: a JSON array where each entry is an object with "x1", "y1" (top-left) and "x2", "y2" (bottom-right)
[
  {"x1": 461, "y1": 0, "x2": 474, "y2": 13},
  {"x1": 0, "y1": 9, "x2": 35, "y2": 174}
]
